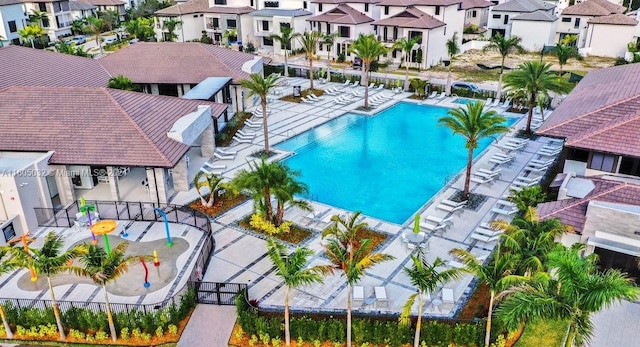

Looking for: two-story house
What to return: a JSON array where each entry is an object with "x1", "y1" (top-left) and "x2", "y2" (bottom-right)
[
  {"x1": 461, "y1": 0, "x2": 492, "y2": 28},
  {"x1": 371, "y1": 0, "x2": 465, "y2": 69},
  {"x1": 487, "y1": 0, "x2": 555, "y2": 38},
  {"x1": 306, "y1": 3, "x2": 374, "y2": 61},
  {"x1": 155, "y1": 0, "x2": 209, "y2": 42},
  {"x1": 0, "y1": 1, "x2": 28, "y2": 46},
  {"x1": 69, "y1": 0, "x2": 97, "y2": 20},
  {"x1": 556, "y1": 0, "x2": 625, "y2": 48},
  {"x1": 251, "y1": 7, "x2": 312, "y2": 52},
  {"x1": 583, "y1": 13, "x2": 638, "y2": 57},
  {"x1": 202, "y1": 0, "x2": 254, "y2": 45},
  {"x1": 77, "y1": 0, "x2": 126, "y2": 13},
  {"x1": 510, "y1": 10, "x2": 557, "y2": 51}
]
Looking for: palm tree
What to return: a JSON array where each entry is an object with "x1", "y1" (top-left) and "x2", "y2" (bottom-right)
[
  {"x1": 162, "y1": 18, "x2": 183, "y2": 42},
  {"x1": 108, "y1": 75, "x2": 140, "y2": 91},
  {"x1": 323, "y1": 32, "x2": 339, "y2": 82},
  {"x1": 496, "y1": 244, "x2": 639, "y2": 347},
  {"x1": 7, "y1": 232, "x2": 87, "y2": 340},
  {"x1": 98, "y1": 9, "x2": 120, "y2": 31},
  {"x1": 18, "y1": 24, "x2": 46, "y2": 48},
  {"x1": 85, "y1": 17, "x2": 105, "y2": 56},
  {"x1": 506, "y1": 185, "x2": 547, "y2": 213},
  {"x1": 125, "y1": 17, "x2": 155, "y2": 41},
  {"x1": 71, "y1": 19, "x2": 85, "y2": 35},
  {"x1": 400, "y1": 255, "x2": 462, "y2": 347},
  {"x1": 444, "y1": 32, "x2": 460, "y2": 96},
  {"x1": 554, "y1": 44, "x2": 581, "y2": 76},
  {"x1": 438, "y1": 101, "x2": 508, "y2": 199},
  {"x1": 349, "y1": 34, "x2": 388, "y2": 108},
  {"x1": 297, "y1": 30, "x2": 323, "y2": 90},
  {"x1": 503, "y1": 61, "x2": 572, "y2": 134},
  {"x1": 28, "y1": 10, "x2": 49, "y2": 27},
  {"x1": 69, "y1": 243, "x2": 142, "y2": 342},
  {"x1": 450, "y1": 247, "x2": 523, "y2": 347},
  {"x1": 271, "y1": 168, "x2": 311, "y2": 225},
  {"x1": 393, "y1": 35, "x2": 422, "y2": 91},
  {"x1": 266, "y1": 238, "x2": 331, "y2": 346},
  {"x1": 270, "y1": 26, "x2": 300, "y2": 77},
  {"x1": 483, "y1": 33, "x2": 524, "y2": 101},
  {"x1": 193, "y1": 170, "x2": 224, "y2": 207},
  {"x1": 322, "y1": 212, "x2": 394, "y2": 347},
  {"x1": 0, "y1": 247, "x2": 17, "y2": 338},
  {"x1": 239, "y1": 73, "x2": 280, "y2": 154}
]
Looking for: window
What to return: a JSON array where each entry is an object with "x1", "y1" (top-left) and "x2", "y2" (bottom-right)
[
  {"x1": 619, "y1": 157, "x2": 640, "y2": 177},
  {"x1": 503, "y1": 14, "x2": 509, "y2": 25},
  {"x1": 409, "y1": 30, "x2": 422, "y2": 44},
  {"x1": 8, "y1": 20, "x2": 17, "y2": 33},
  {"x1": 589, "y1": 152, "x2": 617, "y2": 172},
  {"x1": 280, "y1": 22, "x2": 290, "y2": 30},
  {"x1": 566, "y1": 148, "x2": 589, "y2": 162},
  {"x1": 303, "y1": 1, "x2": 307, "y2": 8},
  {"x1": 574, "y1": 17, "x2": 580, "y2": 28},
  {"x1": 318, "y1": 3, "x2": 322, "y2": 11},
  {"x1": 492, "y1": 14, "x2": 501, "y2": 19},
  {"x1": 251, "y1": 0, "x2": 254, "y2": 6},
  {"x1": 339, "y1": 26, "x2": 350, "y2": 37},
  {"x1": 42, "y1": 16, "x2": 49, "y2": 27},
  {"x1": 312, "y1": 21, "x2": 316, "y2": 28},
  {"x1": 392, "y1": 49, "x2": 397, "y2": 58},
  {"x1": 435, "y1": 5, "x2": 440, "y2": 15},
  {"x1": 392, "y1": 26, "x2": 398, "y2": 40},
  {"x1": 472, "y1": 10, "x2": 477, "y2": 17},
  {"x1": 227, "y1": 19, "x2": 236, "y2": 28},
  {"x1": 365, "y1": 3, "x2": 369, "y2": 11},
  {"x1": 262, "y1": 20, "x2": 269, "y2": 31},
  {"x1": 211, "y1": 18, "x2": 219, "y2": 28},
  {"x1": 384, "y1": 5, "x2": 389, "y2": 15},
  {"x1": 264, "y1": 1, "x2": 279, "y2": 7},
  {"x1": 38, "y1": 2, "x2": 47, "y2": 11},
  {"x1": 383, "y1": 26, "x2": 388, "y2": 40},
  {"x1": 263, "y1": 37, "x2": 273, "y2": 46},
  {"x1": 562, "y1": 17, "x2": 571, "y2": 22},
  {"x1": 214, "y1": 0, "x2": 226, "y2": 4}
]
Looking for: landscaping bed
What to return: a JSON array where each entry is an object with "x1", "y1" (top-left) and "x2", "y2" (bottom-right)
[
  {"x1": 280, "y1": 89, "x2": 325, "y2": 103},
  {"x1": 188, "y1": 194, "x2": 250, "y2": 218},
  {"x1": 239, "y1": 216, "x2": 313, "y2": 244},
  {"x1": 457, "y1": 283, "x2": 490, "y2": 320},
  {"x1": 215, "y1": 112, "x2": 252, "y2": 147}
]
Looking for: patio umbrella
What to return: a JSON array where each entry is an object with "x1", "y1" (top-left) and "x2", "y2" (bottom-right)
[{"x1": 413, "y1": 214, "x2": 421, "y2": 234}]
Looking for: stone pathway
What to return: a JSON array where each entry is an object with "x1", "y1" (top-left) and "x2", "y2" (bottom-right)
[{"x1": 177, "y1": 305, "x2": 237, "y2": 347}]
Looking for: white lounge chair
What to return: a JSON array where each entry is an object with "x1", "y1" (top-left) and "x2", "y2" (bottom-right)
[
  {"x1": 492, "y1": 206, "x2": 517, "y2": 216},
  {"x1": 436, "y1": 92, "x2": 446, "y2": 100},
  {"x1": 215, "y1": 148, "x2": 237, "y2": 156},
  {"x1": 245, "y1": 121, "x2": 261, "y2": 129},
  {"x1": 489, "y1": 155, "x2": 514, "y2": 165},
  {"x1": 485, "y1": 98, "x2": 493, "y2": 107},
  {"x1": 501, "y1": 99, "x2": 511, "y2": 108},
  {"x1": 497, "y1": 142, "x2": 526, "y2": 152},
  {"x1": 353, "y1": 285, "x2": 364, "y2": 305},
  {"x1": 214, "y1": 152, "x2": 234, "y2": 160},
  {"x1": 424, "y1": 215, "x2": 453, "y2": 225},
  {"x1": 514, "y1": 176, "x2": 541, "y2": 184},
  {"x1": 352, "y1": 90, "x2": 364, "y2": 97},
  {"x1": 524, "y1": 165, "x2": 549, "y2": 173},
  {"x1": 538, "y1": 148, "x2": 561, "y2": 157},
  {"x1": 340, "y1": 80, "x2": 351, "y2": 87},
  {"x1": 300, "y1": 97, "x2": 315, "y2": 104},
  {"x1": 374, "y1": 286, "x2": 388, "y2": 308},
  {"x1": 436, "y1": 203, "x2": 465, "y2": 213},
  {"x1": 308, "y1": 93, "x2": 325, "y2": 101},
  {"x1": 368, "y1": 83, "x2": 376, "y2": 88},
  {"x1": 204, "y1": 162, "x2": 226, "y2": 171},
  {"x1": 474, "y1": 226, "x2": 502, "y2": 238},
  {"x1": 440, "y1": 199, "x2": 467, "y2": 208},
  {"x1": 232, "y1": 135, "x2": 253, "y2": 144},
  {"x1": 470, "y1": 233, "x2": 501, "y2": 243},
  {"x1": 420, "y1": 221, "x2": 448, "y2": 233},
  {"x1": 237, "y1": 130, "x2": 256, "y2": 137},
  {"x1": 490, "y1": 99, "x2": 500, "y2": 107},
  {"x1": 428, "y1": 91, "x2": 438, "y2": 98},
  {"x1": 350, "y1": 81, "x2": 360, "y2": 88},
  {"x1": 530, "y1": 158, "x2": 555, "y2": 166},
  {"x1": 477, "y1": 168, "x2": 501, "y2": 177},
  {"x1": 471, "y1": 175, "x2": 496, "y2": 185}
]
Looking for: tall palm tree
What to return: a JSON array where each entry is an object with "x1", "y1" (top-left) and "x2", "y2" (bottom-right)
[
  {"x1": 450, "y1": 247, "x2": 523, "y2": 347},
  {"x1": 69, "y1": 243, "x2": 142, "y2": 342},
  {"x1": 554, "y1": 44, "x2": 581, "y2": 76},
  {"x1": 7, "y1": 232, "x2": 87, "y2": 340},
  {"x1": 85, "y1": 17, "x2": 105, "y2": 55},
  {"x1": 349, "y1": 34, "x2": 388, "y2": 108},
  {"x1": 239, "y1": 73, "x2": 280, "y2": 154},
  {"x1": 393, "y1": 35, "x2": 421, "y2": 91},
  {"x1": 18, "y1": 24, "x2": 46, "y2": 48},
  {"x1": 483, "y1": 33, "x2": 524, "y2": 101},
  {"x1": 445, "y1": 32, "x2": 460, "y2": 96},
  {"x1": 28, "y1": 10, "x2": 49, "y2": 27},
  {"x1": 322, "y1": 212, "x2": 394, "y2": 347},
  {"x1": 323, "y1": 32, "x2": 339, "y2": 82},
  {"x1": 496, "y1": 244, "x2": 639, "y2": 347},
  {"x1": 71, "y1": 19, "x2": 85, "y2": 35},
  {"x1": 162, "y1": 18, "x2": 183, "y2": 42},
  {"x1": 438, "y1": 101, "x2": 508, "y2": 199},
  {"x1": 266, "y1": 238, "x2": 331, "y2": 346},
  {"x1": 270, "y1": 26, "x2": 300, "y2": 77},
  {"x1": 400, "y1": 255, "x2": 462, "y2": 347},
  {"x1": 271, "y1": 168, "x2": 311, "y2": 225},
  {"x1": 297, "y1": 30, "x2": 323, "y2": 90},
  {"x1": 504, "y1": 61, "x2": 572, "y2": 134},
  {"x1": 193, "y1": 170, "x2": 224, "y2": 207}
]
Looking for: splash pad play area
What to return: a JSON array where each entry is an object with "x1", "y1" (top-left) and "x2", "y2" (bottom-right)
[{"x1": 4, "y1": 218, "x2": 205, "y2": 305}]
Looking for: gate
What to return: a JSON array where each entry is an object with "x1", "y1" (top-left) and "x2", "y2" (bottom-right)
[{"x1": 188, "y1": 281, "x2": 247, "y2": 305}]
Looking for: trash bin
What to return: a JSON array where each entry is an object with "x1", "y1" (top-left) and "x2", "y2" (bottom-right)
[{"x1": 293, "y1": 85, "x2": 301, "y2": 97}]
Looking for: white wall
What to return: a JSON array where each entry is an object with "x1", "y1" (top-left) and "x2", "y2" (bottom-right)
[
  {"x1": 156, "y1": 14, "x2": 205, "y2": 42},
  {"x1": 0, "y1": 4, "x2": 28, "y2": 45},
  {"x1": 465, "y1": 8, "x2": 489, "y2": 27},
  {"x1": 555, "y1": 15, "x2": 590, "y2": 47},
  {"x1": 487, "y1": 9, "x2": 515, "y2": 34},
  {"x1": 585, "y1": 23, "x2": 637, "y2": 57},
  {"x1": 425, "y1": 26, "x2": 448, "y2": 68},
  {"x1": 511, "y1": 19, "x2": 557, "y2": 51}
]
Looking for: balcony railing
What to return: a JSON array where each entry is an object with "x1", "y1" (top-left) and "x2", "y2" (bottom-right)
[{"x1": 206, "y1": 23, "x2": 221, "y2": 30}]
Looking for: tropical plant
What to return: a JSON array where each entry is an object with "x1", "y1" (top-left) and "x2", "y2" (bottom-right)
[
  {"x1": 410, "y1": 78, "x2": 427, "y2": 98},
  {"x1": 55, "y1": 41, "x2": 90, "y2": 57},
  {"x1": 504, "y1": 61, "x2": 572, "y2": 134},
  {"x1": 270, "y1": 27, "x2": 301, "y2": 77},
  {"x1": 0, "y1": 248, "x2": 17, "y2": 338},
  {"x1": 323, "y1": 32, "x2": 339, "y2": 81},
  {"x1": 393, "y1": 35, "x2": 421, "y2": 91},
  {"x1": 321, "y1": 212, "x2": 394, "y2": 347},
  {"x1": 108, "y1": 75, "x2": 140, "y2": 91},
  {"x1": 69, "y1": 243, "x2": 143, "y2": 342},
  {"x1": 18, "y1": 24, "x2": 46, "y2": 49},
  {"x1": 297, "y1": 30, "x2": 323, "y2": 90},
  {"x1": 349, "y1": 34, "x2": 388, "y2": 108},
  {"x1": 239, "y1": 73, "x2": 280, "y2": 154},
  {"x1": 438, "y1": 101, "x2": 508, "y2": 199},
  {"x1": 400, "y1": 254, "x2": 462, "y2": 347},
  {"x1": 450, "y1": 247, "x2": 523, "y2": 347},
  {"x1": 506, "y1": 185, "x2": 547, "y2": 213},
  {"x1": 28, "y1": 10, "x2": 49, "y2": 27},
  {"x1": 222, "y1": 28, "x2": 237, "y2": 46},
  {"x1": 162, "y1": 18, "x2": 183, "y2": 42},
  {"x1": 483, "y1": 34, "x2": 524, "y2": 101},
  {"x1": 554, "y1": 44, "x2": 582, "y2": 76},
  {"x1": 266, "y1": 238, "x2": 331, "y2": 346},
  {"x1": 444, "y1": 32, "x2": 460, "y2": 96},
  {"x1": 125, "y1": 17, "x2": 155, "y2": 41},
  {"x1": 85, "y1": 17, "x2": 106, "y2": 56},
  {"x1": 7, "y1": 232, "x2": 87, "y2": 340},
  {"x1": 496, "y1": 244, "x2": 639, "y2": 347},
  {"x1": 71, "y1": 19, "x2": 85, "y2": 35},
  {"x1": 193, "y1": 170, "x2": 224, "y2": 207},
  {"x1": 97, "y1": 10, "x2": 120, "y2": 30}
]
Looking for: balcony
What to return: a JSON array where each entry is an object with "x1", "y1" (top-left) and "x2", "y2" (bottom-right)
[{"x1": 206, "y1": 23, "x2": 221, "y2": 31}]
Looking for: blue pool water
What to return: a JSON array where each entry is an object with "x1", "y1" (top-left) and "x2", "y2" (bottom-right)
[
  {"x1": 454, "y1": 98, "x2": 474, "y2": 105},
  {"x1": 276, "y1": 102, "x2": 516, "y2": 224}
]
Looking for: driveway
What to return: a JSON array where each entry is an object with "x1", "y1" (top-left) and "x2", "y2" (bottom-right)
[{"x1": 589, "y1": 300, "x2": 640, "y2": 347}]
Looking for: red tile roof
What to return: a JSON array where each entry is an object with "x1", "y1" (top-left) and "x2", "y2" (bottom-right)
[
  {"x1": 0, "y1": 46, "x2": 111, "y2": 89},
  {"x1": 311, "y1": 0, "x2": 382, "y2": 3},
  {"x1": 97, "y1": 42, "x2": 266, "y2": 84},
  {"x1": 155, "y1": 0, "x2": 209, "y2": 15},
  {"x1": 537, "y1": 63, "x2": 640, "y2": 157},
  {"x1": 461, "y1": 0, "x2": 492, "y2": 9},
  {"x1": 0, "y1": 86, "x2": 228, "y2": 167},
  {"x1": 377, "y1": 0, "x2": 462, "y2": 6},
  {"x1": 372, "y1": 6, "x2": 445, "y2": 29},
  {"x1": 588, "y1": 13, "x2": 638, "y2": 25},
  {"x1": 306, "y1": 4, "x2": 374, "y2": 24},
  {"x1": 203, "y1": 5, "x2": 256, "y2": 14},
  {"x1": 78, "y1": 0, "x2": 126, "y2": 6},
  {"x1": 537, "y1": 177, "x2": 640, "y2": 233}
]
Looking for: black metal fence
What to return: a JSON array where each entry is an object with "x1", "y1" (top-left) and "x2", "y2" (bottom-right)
[{"x1": 188, "y1": 281, "x2": 247, "y2": 305}]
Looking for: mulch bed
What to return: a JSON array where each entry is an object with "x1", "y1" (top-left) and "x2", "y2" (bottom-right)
[
  {"x1": 215, "y1": 112, "x2": 252, "y2": 147},
  {"x1": 239, "y1": 217, "x2": 313, "y2": 244},
  {"x1": 280, "y1": 88, "x2": 325, "y2": 103},
  {"x1": 457, "y1": 283, "x2": 490, "y2": 320},
  {"x1": 189, "y1": 194, "x2": 251, "y2": 218}
]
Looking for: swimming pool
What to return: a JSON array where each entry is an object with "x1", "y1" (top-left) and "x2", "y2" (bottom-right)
[
  {"x1": 453, "y1": 98, "x2": 474, "y2": 105},
  {"x1": 276, "y1": 102, "x2": 516, "y2": 224}
]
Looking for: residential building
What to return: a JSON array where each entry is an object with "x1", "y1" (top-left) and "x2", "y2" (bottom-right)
[
  {"x1": 306, "y1": 3, "x2": 374, "y2": 61},
  {"x1": 155, "y1": 0, "x2": 209, "y2": 42},
  {"x1": 202, "y1": 4, "x2": 255, "y2": 46},
  {"x1": 250, "y1": 8, "x2": 312, "y2": 51},
  {"x1": 77, "y1": 0, "x2": 126, "y2": 13},
  {"x1": 582, "y1": 14, "x2": 638, "y2": 56},
  {"x1": 487, "y1": 0, "x2": 555, "y2": 39},
  {"x1": 510, "y1": 10, "x2": 557, "y2": 51},
  {"x1": 461, "y1": 0, "x2": 492, "y2": 28},
  {"x1": 556, "y1": 0, "x2": 625, "y2": 48},
  {"x1": 0, "y1": 1, "x2": 27, "y2": 46},
  {"x1": 21, "y1": 0, "x2": 74, "y2": 41},
  {"x1": 69, "y1": 0, "x2": 97, "y2": 20}
]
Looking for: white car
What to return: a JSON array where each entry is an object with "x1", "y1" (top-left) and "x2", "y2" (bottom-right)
[{"x1": 102, "y1": 37, "x2": 117, "y2": 45}]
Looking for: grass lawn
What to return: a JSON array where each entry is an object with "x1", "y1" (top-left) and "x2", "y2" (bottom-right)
[{"x1": 514, "y1": 319, "x2": 568, "y2": 347}]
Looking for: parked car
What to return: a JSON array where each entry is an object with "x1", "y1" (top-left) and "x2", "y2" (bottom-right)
[
  {"x1": 129, "y1": 38, "x2": 139, "y2": 44},
  {"x1": 352, "y1": 57, "x2": 362, "y2": 70},
  {"x1": 71, "y1": 35, "x2": 86, "y2": 45},
  {"x1": 102, "y1": 37, "x2": 117, "y2": 45},
  {"x1": 451, "y1": 81, "x2": 480, "y2": 92}
]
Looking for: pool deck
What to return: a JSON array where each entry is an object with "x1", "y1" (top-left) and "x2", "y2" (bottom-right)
[{"x1": 173, "y1": 80, "x2": 562, "y2": 317}]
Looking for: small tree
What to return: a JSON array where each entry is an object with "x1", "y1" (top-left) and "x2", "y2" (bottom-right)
[
  {"x1": 349, "y1": 34, "x2": 388, "y2": 108},
  {"x1": 297, "y1": 31, "x2": 323, "y2": 90},
  {"x1": 506, "y1": 185, "x2": 547, "y2": 213},
  {"x1": 323, "y1": 32, "x2": 339, "y2": 81},
  {"x1": 270, "y1": 26, "x2": 300, "y2": 77},
  {"x1": 410, "y1": 78, "x2": 428, "y2": 98},
  {"x1": 193, "y1": 170, "x2": 224, "y2": 207},
  {"x1": 85, "y1": 17, "x2": 106, "y2": 56},
  {"x1": 162, "y1": 18, "x2": 183, "y2": 42},
  {"x1": 108, "y1": 75, "x2": 140, "y2": 91},
  {"x1": 554, "y1": 43, "x2": 582, "y2": 76},
  {"x1": 239, "y1": 73, "x2": 280, "y2": 154},
  {"x1": 445, "y1": 32, "x2": 460, "y2": 96},
  {"x1": 393, "y1": 35, "x2": 422, "y2": 91},
  {"x1": 483, "y1": 33, "x2": 524, "y2": 101},
  {"x1": 18, "y1": 24, "x2": 46, "y2": 49}
]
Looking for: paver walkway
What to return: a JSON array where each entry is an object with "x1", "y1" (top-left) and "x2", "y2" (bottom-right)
[
  {"x1": 589, "y1": 300, "x2": 640, "y2": 347},
  {"x1": 177, "y1": 305, "x2": 237, "y2": 347}
]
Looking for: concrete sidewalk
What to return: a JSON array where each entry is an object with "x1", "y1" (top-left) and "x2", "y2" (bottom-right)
[{"x1": 178, "y1": 305, "x2": 237, "y2": 347}]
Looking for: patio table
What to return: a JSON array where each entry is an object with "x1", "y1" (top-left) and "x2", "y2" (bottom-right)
[{"x1": 404, "y1": 231, "x2": 425, "y2": 244}]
